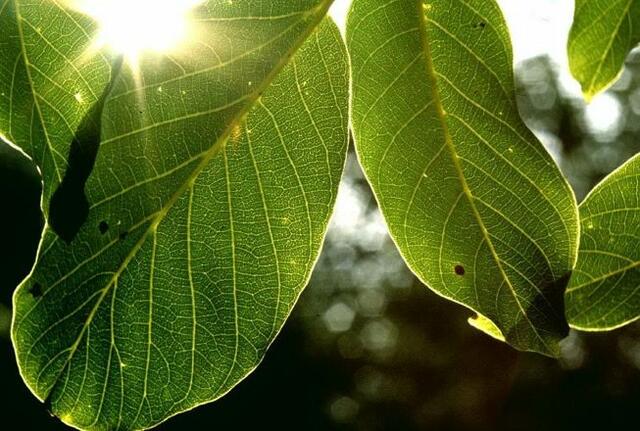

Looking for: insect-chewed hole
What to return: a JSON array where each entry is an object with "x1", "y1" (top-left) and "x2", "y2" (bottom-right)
[
  {"x1": 475, "y1": 21, "x2": 486, "y2": 29},
  {"x1": 29, "y1": 282, "x2": 43, "y2": 298},
  {"x1": 99, "y1": 220, "x2": 109, "y2": 234},
  {"x1": 454, "y1": 265, "x2": 466, "y2": 276}
]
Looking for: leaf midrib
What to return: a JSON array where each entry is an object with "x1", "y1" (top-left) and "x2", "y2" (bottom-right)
[
  {"x1": 415, "y1": 0, "x2": 552, "y2": 352},
  {"x1": 585, "y1": 0, "x2": 634, "y2": 97},
  {"x1": 569, "y1": 0, "x2": 631, "y2": 51},
  {"x1": 26, "y1": 0, "x2": 334, "y2": 403}
]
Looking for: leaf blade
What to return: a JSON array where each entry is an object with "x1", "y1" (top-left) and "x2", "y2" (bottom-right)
[
  {"x1": 566, "y1": 153, "x2": 640, "y2": 331},
  {"x1": 4, "y1": 1, "x2": 349, "y2": 429},
  {"x1": 568, "y1": 0, "x2": 640, "y2": 100},
  {"x1": 347, "y1": 0, "x2": 579, "y2": 355}
]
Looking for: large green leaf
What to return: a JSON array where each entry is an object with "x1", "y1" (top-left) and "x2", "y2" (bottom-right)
[
  {"x1": 347, "y1": 0, "x2": 579, "y2": 356},
  {"x1": 568, "y1": 0, "x2": 640, "y2": 100},
  {"x1": 566, "y1": 154, "x2": 640, "y2": 331},
  {"x1": 2, "y1": 0, "x2": 348, "y2": 429}
]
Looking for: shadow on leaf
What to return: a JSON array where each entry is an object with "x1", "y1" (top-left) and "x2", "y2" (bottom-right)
[{"x1": 49, "y1": 56, "x2": 124, "y2": 243}]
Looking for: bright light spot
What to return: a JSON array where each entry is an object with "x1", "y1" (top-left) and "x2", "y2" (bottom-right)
[
  {"x1": 559, "y1": 331, "x2": 586, "y2": 370},
  {"x1": 329, "y1": 0, "x2": 352, "y2": 36},
  {"x1": 497, "y1": 0, "x2": 574, "y2": 64},
  {"x1": 323, "y1": 302, "x2": 356, "y2": 333},
  {"x1": 360, "y1": 318, "x2": 398, "y2": 351},
  {"x1": 331, "y1": 181, "x2": 366, "y2": 233},
  {"x1": 70, "y1": 0, "x2": 202, "y2": 63},
  {"x1": 74, "y1": 92, "x2": 83, "y2": 103},
  {"x1": 584, "y1": 93, "x2": 622, "y2": 136}
]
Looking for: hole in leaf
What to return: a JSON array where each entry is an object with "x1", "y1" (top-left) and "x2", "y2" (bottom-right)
[
  {"x1": 455, "y1": 265, "x2": 465, "y2": 276},
  {"x1": 99, "y1": 221, "x2": 109, "y2": 234},
  {"x1": 475, "y1": 21, "x2": 486, "y2": 29},
  {"x1": 29, "y1": 282, "x2": 43, "y2": 298}
]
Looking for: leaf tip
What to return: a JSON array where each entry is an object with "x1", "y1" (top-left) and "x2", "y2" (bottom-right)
[{"x1": 468, "y1": 314, "x2": 505, "y2": 342}]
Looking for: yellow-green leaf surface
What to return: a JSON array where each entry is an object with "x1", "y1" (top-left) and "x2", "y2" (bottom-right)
[
  {"x1": 568, "y1": 0, "x2": 640, "y2": 100},
  {"x1": 566, "y1": 154, "x2": 640, "y2": 331},
  {"x1": 1, "y1": 1, "x2": 348, "y2": 429},
  {"x1": 347, "y1": 0, "x2": 579, "y2": 356}
]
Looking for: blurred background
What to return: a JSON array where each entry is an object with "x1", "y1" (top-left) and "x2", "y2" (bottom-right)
[{"x1": 2, "y1": 0, "x2": 640, "y2": 429}]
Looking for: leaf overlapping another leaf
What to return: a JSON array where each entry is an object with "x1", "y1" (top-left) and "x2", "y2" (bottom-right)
[
  {"x1": 347, "y1": 0, "x2": 579, "y2": 356},
  {"x1": 1, "y1": 1, "x2": 348, "y2": 429},
  {"x1": 566, "y1": 154, "x2": 640, "y2": 331}
]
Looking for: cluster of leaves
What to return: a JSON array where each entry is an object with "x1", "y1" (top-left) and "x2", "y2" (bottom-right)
[{"x1": 0, "y1": 0, "x2": 638, "y2": 429}]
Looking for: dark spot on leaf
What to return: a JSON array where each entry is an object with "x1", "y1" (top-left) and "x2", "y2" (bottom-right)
[
  {"x1": 99, "y1": 221, "x2": 109, "y2": 234},
  {"x1": 475, "y1": 21, "x2": 486, "y2": 29},
  {"x1": 119, "y1": 231, "x2": 128, "y2": 240},
  {"x1": 29, "y1": 282, "x2": 43, "y2": 298},
  {"x1": 455, "y1": 265, "x2": 465, "y2": 276}
]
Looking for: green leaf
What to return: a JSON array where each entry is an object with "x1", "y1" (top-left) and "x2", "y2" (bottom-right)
[
  {"x1": 566, "y1": 154, "x2": 640, "y2": 331},
  {"x1": 2, "y1": 1, "x2": 348, "y2": 429},
  {"x1": 568, "y1": 0, "x2": 640, "y2": 101},
  {"x1": 347, "y1": 0, "x2": 579, "y2": 356}
]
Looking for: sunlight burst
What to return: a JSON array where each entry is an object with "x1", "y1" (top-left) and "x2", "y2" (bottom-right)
[{"x1": 69, "y1": 0, "x2": 203, "y2": 63}]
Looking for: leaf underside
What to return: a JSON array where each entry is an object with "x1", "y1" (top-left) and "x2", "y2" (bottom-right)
[
  {"x1": 1, "y1": 0, "x2": 348, "y2": 429},
  {"x1": 347, "y1": 0, "x2": 579, "y2": 356},
  {"x1": 566, "y1": 154, "x2": 640, "y2": 331},
  {"x1": 568, "y1": 0, "x2": 640, "y2": 100}
]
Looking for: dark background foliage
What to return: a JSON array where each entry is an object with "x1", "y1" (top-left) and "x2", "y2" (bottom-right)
[{"x1": 2, "y1": 51, "x2": 640, "y2": 430}]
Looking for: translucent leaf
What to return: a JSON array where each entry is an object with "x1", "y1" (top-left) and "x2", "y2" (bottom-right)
[
  {"x1": 347, "y1": 0, "x2": 579, "y2": 356},
  {"x1": 1, "y1": 1, "x2": 348, "y2": 429},
  {"x1": 568, "y1": 0, "x2": 640, "y2": 100},
  {"x1": 567, "y1": 154, "x2": 640, "y2": 331}
]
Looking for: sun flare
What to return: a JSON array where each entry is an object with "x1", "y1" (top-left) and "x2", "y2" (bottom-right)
[{"x1": 69, "y1": 0, "x2": 203, "y2": 63}]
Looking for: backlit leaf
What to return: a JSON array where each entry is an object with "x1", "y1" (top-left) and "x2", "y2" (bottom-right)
[
  {"x1": 1, "y1": 1, "x2": 348, "y2": 429},
  {"x1": 566, "y1": 153, "x2": 640, "y2": 331},
  {"x1": 347, "y1": 0, "x2": 579, "y2": 356},
  {"x1": 568, "y1": 0, "x2": 640, "y2": 100}
]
